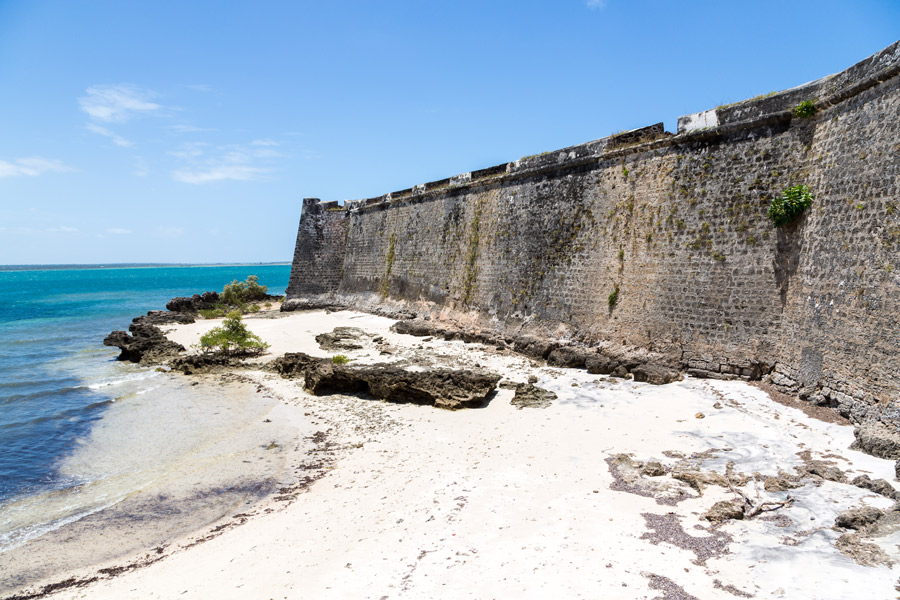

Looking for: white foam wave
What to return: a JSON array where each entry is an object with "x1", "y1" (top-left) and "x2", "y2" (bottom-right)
[{"x1": 86, "y1": 370, "x2": 159, "y2": 390}]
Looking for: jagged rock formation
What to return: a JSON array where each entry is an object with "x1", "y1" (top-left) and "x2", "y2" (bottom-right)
[
  {"x1": 165, "y1": 291, "x2": 220, "y2": 313},
  {"x1": 103, "y1": 323, "x2": 184, "y2": 363}
]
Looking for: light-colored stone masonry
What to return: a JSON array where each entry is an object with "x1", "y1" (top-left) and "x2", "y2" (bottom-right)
[{"x1": 287, "y1": 41, "x2": 900, "y2": 426}]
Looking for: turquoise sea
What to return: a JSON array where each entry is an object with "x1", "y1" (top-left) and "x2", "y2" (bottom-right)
[{"x1": 0, "y1": 264, "x2": 298, "y2": 589}]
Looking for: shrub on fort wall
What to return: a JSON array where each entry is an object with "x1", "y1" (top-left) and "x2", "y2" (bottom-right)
[
  {"x1": 768, "y1": 185, "x2": 813, "y2": 227},
  {"x1": 793, "y1": 100, "x2": 817, "y2": 118}
]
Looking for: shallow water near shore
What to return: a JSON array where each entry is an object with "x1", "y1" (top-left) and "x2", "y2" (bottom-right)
[
  {"x1": 0, "y1": 375, "x2": 307, "y2": 593},
  {"x1": 0, "y1": 264, "x2": 297, "y2": 591}
]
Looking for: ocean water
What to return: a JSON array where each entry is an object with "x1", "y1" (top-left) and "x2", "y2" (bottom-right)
[{"x1": 0, "y1": 264, "x2": 298, "y2": 585}]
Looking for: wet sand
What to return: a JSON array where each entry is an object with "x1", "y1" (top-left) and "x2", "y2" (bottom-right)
[{"x1": 8, "y1": 309, "x2": 900, "y2": 599}]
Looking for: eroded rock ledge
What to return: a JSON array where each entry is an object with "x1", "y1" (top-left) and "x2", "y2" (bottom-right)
[
  {"x1": 103, "y1": 322, "x2": 185, "y2": 364},
  {"x1": 271, "y1": 352, "x2": 500, "y2": 410},
  {"x1": 391, "y1": 318, "x2": 682, "y2": 385}
]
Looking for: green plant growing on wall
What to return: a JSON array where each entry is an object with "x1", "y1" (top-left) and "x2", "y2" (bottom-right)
[
  {"x1": 608, "y1": 285, "x2": 619, "y2": 308},
  {"x1": 793, "y1": 100, "x2": 816, "y2": 118},
  {"x1": 198, "y1": 311, "x2": 268, "y2": 356},
  {"x1": 767, "y1": 185, "x2": 813, "y2": 227}
]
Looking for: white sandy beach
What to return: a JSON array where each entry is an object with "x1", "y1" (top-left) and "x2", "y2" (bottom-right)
[{"x1": 21, "y1": 309, "x2": 900, "y2": 599}]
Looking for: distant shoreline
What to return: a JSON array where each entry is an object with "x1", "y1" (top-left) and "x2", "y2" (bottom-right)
[{"x1": 0, "y1": 262, "x2": 291, "y2": 272}]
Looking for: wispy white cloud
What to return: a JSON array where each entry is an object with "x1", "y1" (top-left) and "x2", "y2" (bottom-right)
[
  {"x1": 155, "y1": 226, "x2": 185, "y2": 237},
  {"x1": 80, "y1": 84, "x2": 167, "y2": 149},
  {"x1": 170, "y1": 141, "x2": 278, "y2": 184},
  {"x1": 168, "y1": 124, "x2": 216, "y2": 133},
  {"x1": 586, "y1": 0, "x2": 606, "y2": 8},
  {"x1": 172, "y1": 165, "x2": 270, "y2": 184},
  {"x1": 47, "y1": 226, "x2": 79, "y2": 233},
  {"x1": 107, "y1": 227, "x2": 132, "y2": 234},
  {"x1": 86, "y1": 123, "x2": 134, "y2": 147},
  {"x1": 79, "y1": 84, "x2": 163, "y2": 123},
  {"x1": 0, "y1": 157, "x2": 72, "y2": 178},
  {"x1": 186, "y1": 84, "x2": 212, "y2": 93}
]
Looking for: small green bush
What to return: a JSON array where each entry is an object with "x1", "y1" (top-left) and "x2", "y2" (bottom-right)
[
  {"x1": 768, "y1": 185, "x2": 813, "y2": 227},
  {"x1": 794, "y1": 101, "x2": 816, "y2": 118},
  {"x1": 332, "y1": 354, "x2": 350, "y2": 365},
  {"x1": 198, "y1": 311, "x2": 269, "y2": 356},
  {"x1": 199, "y1": 308, "x2": 226, "y2": 319},
  {"x1": 221, "y1": 275, "x2": 269, "y2": 306},
  {"x1": 607, "y1": 285, "x2": 619, "y2": 308}
]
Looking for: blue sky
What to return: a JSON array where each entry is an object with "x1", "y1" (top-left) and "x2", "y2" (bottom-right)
[{"x1": 1, "y1": 0, "x2": 898, "y2": 265}]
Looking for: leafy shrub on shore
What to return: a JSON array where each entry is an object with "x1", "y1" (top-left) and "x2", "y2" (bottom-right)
[
  {"x1": 768, "y1": 185, "x2": 813, "y2": 227},
  {"x1": 221, "y1": 275, "x2": 269, "y2": 306},
  {"x1": 197, "y1": 275, "x2": 275, "y2": 318},
  {"x1": 332, "y1": 354, "x2": 350, "y2": 365},
  {"x1": 198, "y1": 311, "x2": 269, "y2": 356}
]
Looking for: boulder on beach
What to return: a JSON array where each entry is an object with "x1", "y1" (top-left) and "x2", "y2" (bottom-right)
[
  {"x1": 631, "y1": 363, "x2": 682, "y2": 385},
  {"x1": 268, "y1": 352, "x2": 327, "y2": 378},
  {"x1": 305, "y1": 362, "x2": 501, "y2": 410},
  {"x1": 134, "y1": 310, "x2": 195, "y2": 326},
  {"x1": 547, "y1": 346, "x2": 592, "y2": 369},
  {"x1": 585, "y1": 354, "x2": 617, "y2": 375},
  {"x1": 513, "y1": 335, "x2": 558, "y2": 360},
  {"x1": 272, "y1": 353, "x2": 500, "y2": 410},
  {"x1": 835, "y1": 506, "x2": 884, "y2": 530},
  {"x1": 851, "y1": 475, "x2": 900, "y2": 500},
  {"x1": 510, "y1": 383, "x2": 557, "y2": 409},
  {"x1": 703, "y1": 500, "x2": 745, "y2": 523},
  {"x1": 170, "y1": 353, "x2": 241, "y2": 375},
  {"x1": 851, "y1": 421, "x2": 900, "y2": 460},
  {"x1": 315, "y1": 327, "x2": 372, "y2": 351},
  {"x1": 165, "y1": 291, "x2": 220, "y2": 313},
  {"x1": 280, "y1": 297, "x2": 343, "y2": 312},
  {"x1": 391, "y1": 319, "x2": 443, "y2": 337}
]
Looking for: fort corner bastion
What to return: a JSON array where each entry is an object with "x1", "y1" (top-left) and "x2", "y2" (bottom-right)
[{"x1": 286, "y1": 41, "x2": 900, "y2": 427}]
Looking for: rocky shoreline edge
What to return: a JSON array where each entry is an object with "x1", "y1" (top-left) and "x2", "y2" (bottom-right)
[
  {"x1": 103, "y1": 292, "x2": 900, "y2": 471},
  {"x1": 7, "y1": 293, "x2": 900, "y2": 598}
]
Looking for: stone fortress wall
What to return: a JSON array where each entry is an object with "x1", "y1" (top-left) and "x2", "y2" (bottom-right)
[{"x1": 287, "y1": 41, "x2": 900, "y2": 426}]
